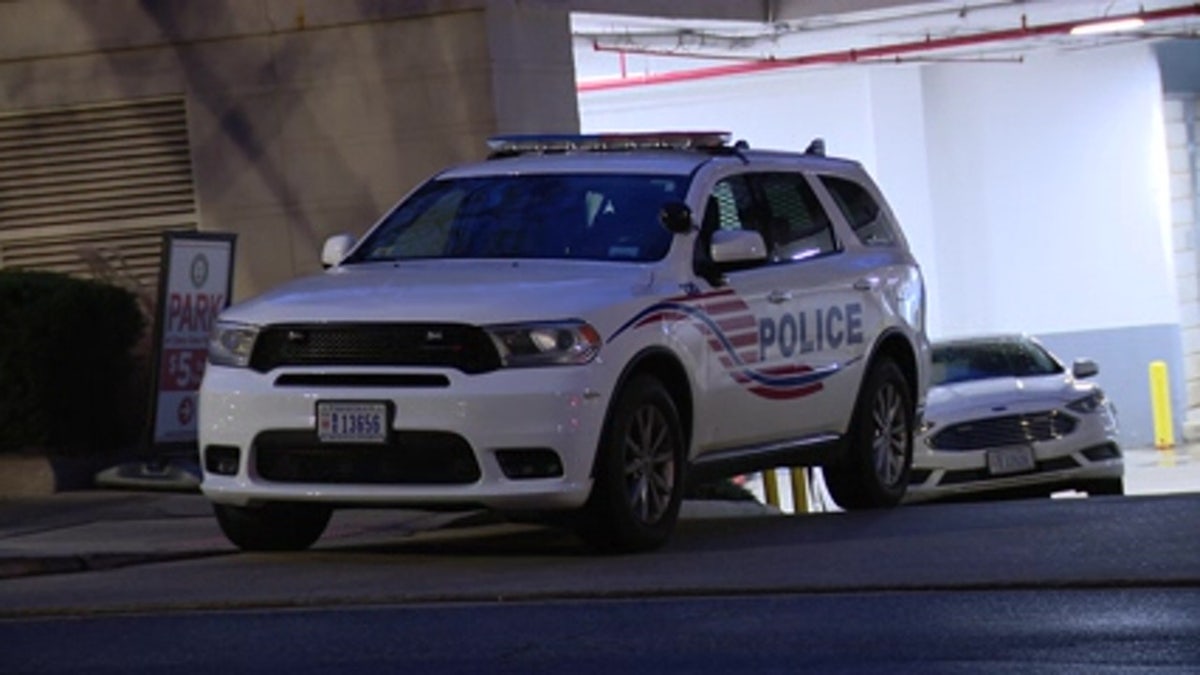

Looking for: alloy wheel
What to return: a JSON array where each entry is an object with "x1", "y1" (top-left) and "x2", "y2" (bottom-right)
[
  {"x1": 872, "y1": 381, "x2": 909, "y2": 488},
  {"x1": 622, "y1": 404, "x2": 677, "y2": 525}
]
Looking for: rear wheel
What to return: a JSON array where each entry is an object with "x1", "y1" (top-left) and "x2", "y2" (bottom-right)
[
  {"x1": 213, "y1": 502, "x2": 332, "y2": 551},
  {"x1": 577, "y1": 375, "x2": 685, "y2": 553},
  {"x1": 825, "y1": 357, "x2": 914, "y2": 509}
]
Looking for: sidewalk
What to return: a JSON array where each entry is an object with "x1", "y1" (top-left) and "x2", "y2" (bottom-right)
[
  {"x1": 0, "y1": 490, "x2": 542, "y2": 579},
  {"x1": 0, "y1": 446, "x2": 1194, "y2": 581},
  {"x1": 0, "y1": 489, "x2": 775, "y2": 580}
]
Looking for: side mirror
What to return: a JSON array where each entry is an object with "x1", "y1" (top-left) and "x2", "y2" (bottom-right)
[
  {"x1": 659, "y1": 201, "x2": 694, "y2": 234},
  {"x1": 321, "y1": 234, "x2": 357, "y2": 268},
  {"x1": 711, "y1": 229, "x2": 767, "y2": 264},
  {"x1": 1072, "y1": 358, "x2": 1099, "y2": 379}
]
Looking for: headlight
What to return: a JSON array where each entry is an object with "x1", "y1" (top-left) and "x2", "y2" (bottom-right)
[
  {"x1": 208, "y1": 321, "x2": 260, "y2": 368},
  {"x1": 1067, "y1": 390, "x2": 1106, "y2": 414},
  {"x1": 486, "y1": 320, "x2": 601, "y2": 367}
]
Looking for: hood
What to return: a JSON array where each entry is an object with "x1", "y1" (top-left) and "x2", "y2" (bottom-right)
[
  {"x1": 926, "y1": 375, "x2": 1096, "y2": 421},
  {"x1": 220, "y1": 259, "x2": 658, "y2": 325}
]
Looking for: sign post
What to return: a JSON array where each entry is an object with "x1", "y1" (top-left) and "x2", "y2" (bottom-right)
[{"x1": 97, "y1": 231, "x2": 236, "y2": 490}]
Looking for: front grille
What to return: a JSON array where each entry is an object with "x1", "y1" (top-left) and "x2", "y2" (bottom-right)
[
  {"x1": 273, "y1": 373, "x2": 450, "y2": 388},
  {"x1": 254, "y1": 430, "x2": 481, "y2": 485},
  {"x1": 250, "y1": 323, "x2": 501, "y2": 374},
  {"x1": 928, "y1": 411, "x2": 1077, "y2": 451}
]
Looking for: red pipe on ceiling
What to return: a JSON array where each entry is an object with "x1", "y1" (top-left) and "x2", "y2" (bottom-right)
[{"x1": 577, "y1": 3, "x2": 1200, "y2": 92}]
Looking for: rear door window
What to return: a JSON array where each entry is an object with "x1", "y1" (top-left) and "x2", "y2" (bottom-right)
[{"x1": 753, "y1": 172, "x2": 838, "y2": 263}]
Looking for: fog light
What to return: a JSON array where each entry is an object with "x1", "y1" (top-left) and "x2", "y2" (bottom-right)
[
  {"x1": 204, "y1": 445, "x2": 241, "y2": 476},
  {"x1": 496, "y1": 449, "x2": 563, "y2": 479}
]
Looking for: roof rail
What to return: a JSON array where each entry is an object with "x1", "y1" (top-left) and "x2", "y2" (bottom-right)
[{"x1": 487, "y1": 131, "x2": 731, "y2": 158}]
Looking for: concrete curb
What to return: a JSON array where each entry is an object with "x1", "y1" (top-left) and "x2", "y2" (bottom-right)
[{"x1": 0, "y1": 550, "x2": 229, "y2": 580}]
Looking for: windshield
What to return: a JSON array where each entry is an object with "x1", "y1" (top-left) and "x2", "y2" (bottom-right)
[
  {"x1": 347, "y1": 173, "x2": 689, "y2": 264},
  {"x1": 930, "y1": 339, "x2": 1064, "y2": 386}
]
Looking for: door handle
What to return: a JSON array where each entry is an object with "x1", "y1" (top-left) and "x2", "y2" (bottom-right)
[
  {"x1": 768, "y1": 290, "x2": 792, "y2": 304},
  {"x1": 853, "y1": 277, "x2": 879, "y2": 291}
]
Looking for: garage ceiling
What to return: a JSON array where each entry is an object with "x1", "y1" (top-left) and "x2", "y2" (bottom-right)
[{"x1": 572, "y1": 0, "x2": 1200, "y2": 85}]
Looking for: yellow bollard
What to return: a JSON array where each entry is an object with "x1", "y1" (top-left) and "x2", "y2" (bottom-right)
[
  {"x1": 763, "y1": 470, "x2": 780, "y2": 509},
  {"x1": 790, "y1": 467, "x2": 810, "y2": 514},
  {"x1": 1149, "y1": 360, "x2": 1175, "y2": 449}
]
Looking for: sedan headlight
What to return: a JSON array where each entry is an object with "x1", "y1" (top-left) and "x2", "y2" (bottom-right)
[
  {"x1": 1067, "y1": 390, "x2": 1106, "y2": 414},
  {"x1": 486, "y1": 320, "x2": 601, "y2": 367},
  {"x1": 208, "y1": 321, "x2": 260, "y2": 368}
]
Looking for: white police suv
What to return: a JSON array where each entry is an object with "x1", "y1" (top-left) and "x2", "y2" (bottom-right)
[{"x1": 199, "y1": 132, "x2": 930, "y2": 552}]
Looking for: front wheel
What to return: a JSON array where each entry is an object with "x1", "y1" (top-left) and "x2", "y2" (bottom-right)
[
  {"x1": 577, "y1": 375, "x2": 686, "y2": 553},
  {"x1": 213, "y1": 502, "x2": 332, "y2": 551},
  {"x1": 824, "y1": 357, "x2": 914, "y2": 510}
]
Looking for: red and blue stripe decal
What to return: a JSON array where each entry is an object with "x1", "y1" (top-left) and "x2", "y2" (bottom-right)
[{"x1": 608, "y1": 289, "x2": 843, "y2": 400}]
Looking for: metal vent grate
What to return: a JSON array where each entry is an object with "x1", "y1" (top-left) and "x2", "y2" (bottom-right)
[{"x1": 0, "y1": 97, "x2": 198, "y2": 290}]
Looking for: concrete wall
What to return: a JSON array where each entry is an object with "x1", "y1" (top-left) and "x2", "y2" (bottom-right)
[
  {"x1": 578, "y1": 42, "x2": 1182, "y2": 447},
  {"x1": 0, "y1": 0, "x2": 579, "y2": 300},
  {"x1": 1163, "y1": 97, "x2": 1200, "y2": 436}
]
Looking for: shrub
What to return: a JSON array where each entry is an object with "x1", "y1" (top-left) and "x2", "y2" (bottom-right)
[{"x1": 0, "y1": 270, "x2": 146, "y2": 455}]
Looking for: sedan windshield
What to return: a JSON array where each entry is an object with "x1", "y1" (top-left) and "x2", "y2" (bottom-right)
[
  {"x1": 931, "y1": 339, "x2": 1064, "y2": 386},
  {"x1": 347, "y1": 173, "x2": 689, "y2": 264}
]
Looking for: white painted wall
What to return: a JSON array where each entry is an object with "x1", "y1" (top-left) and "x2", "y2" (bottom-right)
[
  {"x1": 580, "y1": 43, "x2": 1177, "y2": 337},
  {"x1": 923, "y1": 44, "x2": 1178, "y2": 338},
  {"x1": 579, "y1": 41, "x2": 1183, "y2": 446},
  {"x1": 580, "y1": 64, "x2": 943, "y2": 328}
]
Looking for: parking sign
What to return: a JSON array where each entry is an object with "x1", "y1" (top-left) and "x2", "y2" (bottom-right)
[{"x1": 149, "y1": 232, "x2": 236, "y2": 448}]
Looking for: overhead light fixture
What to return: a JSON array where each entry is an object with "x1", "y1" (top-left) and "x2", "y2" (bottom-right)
[{"x1": 1069, "y1": 17, "x2": 1146, "y2": 36}]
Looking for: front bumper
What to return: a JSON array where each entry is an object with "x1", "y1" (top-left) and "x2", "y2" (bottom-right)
[
  {"x1": 198, "y1": 364, "x2": 610, "y2": 511},
  {"x1": 905, "y1": 411, "x2": 1123, "y2": 503}
]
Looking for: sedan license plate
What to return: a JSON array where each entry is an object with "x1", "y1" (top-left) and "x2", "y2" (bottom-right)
[
  {"x1": 317, "y1": 401, "x2": 388, "y2": 444},
  {"x1": 986, "y1": 446, "x2": 1036, "y2": 476}
]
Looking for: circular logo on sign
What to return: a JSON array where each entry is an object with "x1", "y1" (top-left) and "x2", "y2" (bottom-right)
[
  {"x1": 190, "y1": 254, "x2": 210, "y2": 289},
  {"x1": 177, "y1": 397, "x2": 195, "y2": 426}
]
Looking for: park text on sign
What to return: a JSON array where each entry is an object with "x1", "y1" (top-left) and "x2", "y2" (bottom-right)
[{"x1": 152, "y1": 234, "x2": 235, "y2": 446}]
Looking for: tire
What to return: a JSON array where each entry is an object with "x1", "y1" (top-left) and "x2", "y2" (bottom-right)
[
  {"x1": 577, "y1": 375, "x2": 686, "y2": 553},
  {"x1": 213, "y1": 502, "x2": 332, "y2": 551},
  {"x1": 824, "y1": 357, "x2": 914, "y2": 510},
  {"x1": 1086, "y1": 478, "x2": 1125, "y2": 497}
]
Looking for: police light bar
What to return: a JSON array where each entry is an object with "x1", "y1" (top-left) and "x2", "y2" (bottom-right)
[{"x1": 487, "y1": 131, "x2": 732, "y2": 155}]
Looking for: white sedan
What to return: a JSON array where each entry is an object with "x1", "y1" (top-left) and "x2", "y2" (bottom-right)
[{"x1": 905, "y1": 335, "x2": 1124, "y2": 503}]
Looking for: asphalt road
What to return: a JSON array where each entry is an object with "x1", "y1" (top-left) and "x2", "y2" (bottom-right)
[
  {"x1": 1, "y1": 493, "x2": 1197, "y2": 671},
  {"x1": 2, "y1": 589, "x2": 1198, "y2": 673},
  {"x1": 4, "y1": 494, "x2": 1200, "y2": 612}
]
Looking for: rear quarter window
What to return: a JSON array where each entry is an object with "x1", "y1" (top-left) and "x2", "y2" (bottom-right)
[{"x1": 820, "y1": 175, "x2": 898, "y2": 247}]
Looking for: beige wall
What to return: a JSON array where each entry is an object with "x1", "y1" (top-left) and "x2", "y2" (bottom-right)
[{"x1": 0, "y1": 0, "x2": 579, "y2": 300}]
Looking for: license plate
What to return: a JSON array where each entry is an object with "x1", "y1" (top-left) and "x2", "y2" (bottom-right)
[
  {"x1": 986, "y1": 446, "x2": 1036, "y2": 476},
  {"x1": 317, "y1": 401, "x2": 388, "y2": 444}
]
